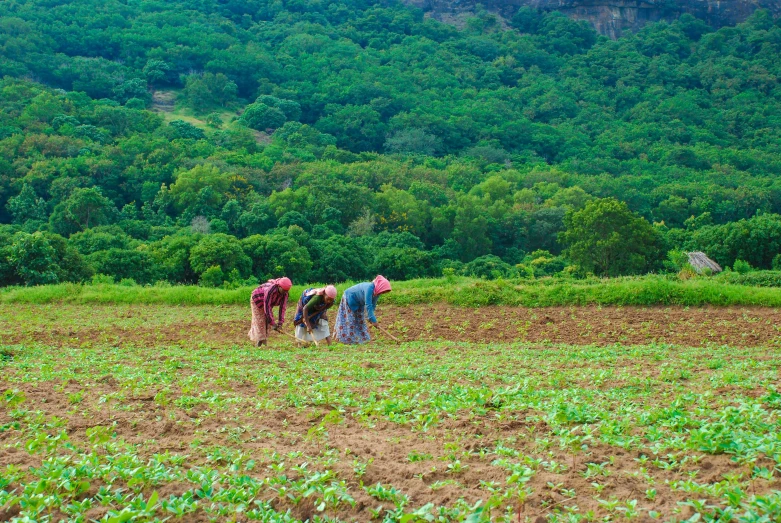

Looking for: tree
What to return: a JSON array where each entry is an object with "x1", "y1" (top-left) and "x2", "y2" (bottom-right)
[
  {"x1": 240, "y1": 102, "x2": 287, "y2": 131},
  {"x1": 315, "y1": 104, "x2": 386, "y2": 152},
  {"x1": 6, "y1": 184, "x2": 47, "y2": 224},
  {"x1": 113, "y1": 78, "x2": 149, "y2": 104},
  {"x1": 169, "y1": 165, "x2": 233, "y2": 213},
  {"x1": 182, "y1": 73, "x2": 238, "y2": 112},
  {"x1": 199, "y1": 265, "x2": 225, "y2": 287},
  {"x1": 189, "y1": 233, "x2": 252, "y2": 278},
  {"x1": 384, "y1": 128, "x2": 442, "y2": 156},
  {"x1": 347, "y1": 210, "x2": 376, "y2": 237},
  {"x1": 49, "y1": 188, "x2": 116, "y2": 235},
  {"x1": 278, "y1": 211, "x2": 312, "y2": 232},
  {"x1": 371, "y1": 247, "x2": 439, "y2": 280},
  {"x1": 560, "y1": 198, "x2": 664, "y2": 276},
  {"x1": 69, "y1": 227, "x2": 131, "y2": 254},
  {"x1": 528, "y1": 207, "x2": 566, "y2": 253},
  {"x1": 148, "y1": 234, "x2": 201, "y2": 283},
  {"x1": 255, "y1": 95, "x2": 301, "y2": 121},
  {"x1": 241, "y1": 234, "x2": 312, "y2": 282},
  {"x1": 452, "y1": 196, "x2": 492, "y2": 262},
  {"x1": 463, "y1": 254, "x2": 512, "y2": 279},
  {"x1": 169, "y1": 120, "x2": 206, "y2": 140},
  {"x1": 310, "y1": 236, "x2": 369, "y2": 283},
  {"x1": 87, "y1": 248, "x2": 160, "y2": 284},
  {"x1": 655, "y1": 196, "x2": 690, "y2": 227},
  {"x1": 8, "y1": 232, "x2": 60, "y2": 285},
  {"x1": 142, "y1": 60, "x2": 171, "y2": 85},
  {"x1": 687, "y1": 213, "x2": 781, "y2": 269},
  {"x1": 237, "y1": 202, "x2": 276, "y2": 236}
]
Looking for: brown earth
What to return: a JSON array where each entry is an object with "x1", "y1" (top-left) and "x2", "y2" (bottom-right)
[
  {"x1": 3, "y1": 374, "x2": 775, "y2": 521},
  {"x1": 2, "y1": 303, "x2": 781, "y2": 520},
  {"x1": 2, "y1": 303, "x2": 780, "y2": 348}
]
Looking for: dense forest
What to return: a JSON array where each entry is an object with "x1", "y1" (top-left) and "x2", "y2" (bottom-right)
[{"x1": 2, "y1": 0, "x2": 781, "y2": 286}]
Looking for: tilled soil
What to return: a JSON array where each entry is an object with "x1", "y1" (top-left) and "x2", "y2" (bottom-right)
[
  {"x1": 3, "y1": 362, "x2": 777, "y2": 522},
  {"x1": 2, "y1": 304, "x2": 781, "y2": 521},
  {"x1": 2, "y1": 303, "x2": 779, "y2": 348}
]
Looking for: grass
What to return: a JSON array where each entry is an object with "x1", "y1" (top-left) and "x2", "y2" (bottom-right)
[
  {"x1": 3, "y1": 275, "x2": 781, "y2": 307},
  {"x1": 150, "y1": 88, "x2": 237, "y2": 130},
  {"x1": 1, "y1": 303, "x2": 781, "y2": 521}
]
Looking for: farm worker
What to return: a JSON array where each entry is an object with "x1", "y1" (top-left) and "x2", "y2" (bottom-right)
[
  {"x1": 333, "y1": 275, "x2": 391, "y2": 344},
  {"x1": 293, "y1": 285, "x2": 338, "y2": 345},
  {"x1": 248, "y1": 277, "x2": 292, "y2": 347}
]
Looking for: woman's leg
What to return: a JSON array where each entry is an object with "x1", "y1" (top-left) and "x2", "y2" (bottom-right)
[{"x1": 250, "y1": 298, "x2": 269, "y2": 346}]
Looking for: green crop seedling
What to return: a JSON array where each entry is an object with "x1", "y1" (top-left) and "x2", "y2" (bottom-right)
[{"x1": 1, "y1": 304, "x2": 781, "y2": 521}]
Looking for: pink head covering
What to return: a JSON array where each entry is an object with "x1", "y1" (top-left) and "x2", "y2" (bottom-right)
[
  {"x1": 307, "y1": 285, "x2": 337, "y2": 298},
  {"x1": 373, "y1": 275, "x2": 391, "y2": 296},
  {"x1": 271, "y1": 277, "x2": 292, "y2": 291}
]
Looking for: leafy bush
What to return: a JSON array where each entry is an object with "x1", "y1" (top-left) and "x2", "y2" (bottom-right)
[
  {"x1": 240, "y1": 103, "x2": 286, "y2": 131},
  {"x1": 733, "y1": 259, "x2": 753, "y2": 274},
  {"x1": 199, "y1": 265, "x2": 224, "y2": 287},
  {"x1": 87, "y1": 248, "x2": 160, "y2": 284},
  {"x1": 91, "y1": 274, "x2": 115, "y2": 285},
  {"x1": 169, "y1": 120, "x2": 205, "y2": 140},
  {"x1": 715, "y1": 271, "x2": 781, "y2": 287},
  {"x1": 463, "y1": 255, "x2": 512, "y2": 280}
]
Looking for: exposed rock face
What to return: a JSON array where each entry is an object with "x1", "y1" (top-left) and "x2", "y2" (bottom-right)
[{"x1": 404, "y1": 0, "x2": 781, "y2": 38}]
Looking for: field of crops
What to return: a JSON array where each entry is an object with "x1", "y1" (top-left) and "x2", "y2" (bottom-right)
[{"x1": 2, "y1": 303, "x2": 781, "y2": 522}]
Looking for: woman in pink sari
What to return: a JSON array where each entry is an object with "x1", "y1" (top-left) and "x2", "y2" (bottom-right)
[{"x1": 248, "y1": 277, "x2": 292, "y2": 346}]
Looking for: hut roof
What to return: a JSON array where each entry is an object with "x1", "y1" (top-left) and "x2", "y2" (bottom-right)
[{"x1": 686, "y1": 251, "x2": 722, "y2": 274}]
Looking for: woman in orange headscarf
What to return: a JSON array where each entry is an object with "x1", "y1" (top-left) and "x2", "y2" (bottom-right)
[
  {"x1": 248, "y1": 277, "x2": 292, "y2": 347},
  {"x1": 333, "y1": 275, "x2": 391, "y2": 344}
]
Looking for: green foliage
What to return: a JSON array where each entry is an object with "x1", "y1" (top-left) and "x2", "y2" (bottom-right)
[
  {"x1": 561, "y1": 198, "x2": 664, "y2": 277},
  {"x1": 371, "y1": 247, "x2": 440, "y2": 280},
  {"x1": 169, "y1": 120, "x2": 205, "y2": 140},
  {"x1": 7, "y1": 232, "x2": 59, "y2": 285},
  {"x1": 49, "y1": 188, "x2": 116, "y2": 235},
  {"x1": 6, "y1": 274, "x2": 781, "y2": 308},
  {"x1": 182, "y1": 73, "x2": 238, "y2": 112},
  {"x1": 87, "y1": 248, "x2": 159, "y2": 284},
  {"x1": 1, "y1": 1, "x2": 781, "y2": 286},
  {"x1": 168, "y1": 165, "x2": 234, "y2": 214},
  {"x1": 241, "y1": 233, "x2": 312, "y2": 282},
  {"x1": 239, "y1": 103, "x2": 286, "y2": 132},
  {"x1": 715, "y1": 270, "x2": 781, "y2": 287},
  {"x1": 733, "y1": 259, "x2": 753, "y2": 274},
  {"x1": 6, "y1": 184, "x2": 47, "y2": 224},
  {"x1": 189, "y1": 233, "x2": 251, "y2": 279},
  {"x1": 385, "y1": 129, "x2": 443, "y2": 156},
  {"x1": 462, "y1": 255, "x2": 512, "y2": 279},
  {"x1": 199, "y1": 265, "x2": 225, "y2": 287},
  {"x1": 686, "y1": 214, "x2": 781, "y2": 269}
]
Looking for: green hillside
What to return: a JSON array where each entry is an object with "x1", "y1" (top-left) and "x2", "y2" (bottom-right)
[{"x1": 1, "y1": 0, "x2": 781, "y2": 286}]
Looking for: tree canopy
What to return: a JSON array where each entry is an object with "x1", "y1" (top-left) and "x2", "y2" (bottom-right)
[{"x1": 1, "y1": 1, "x2": 781, "y2": 285}]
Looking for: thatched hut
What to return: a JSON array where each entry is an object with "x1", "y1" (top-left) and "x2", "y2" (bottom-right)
[{"x1": 686, "y1": 252, "x2": 722, "y2": 274}]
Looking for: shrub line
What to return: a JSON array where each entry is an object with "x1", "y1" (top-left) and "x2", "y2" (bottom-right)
[{"x1": 2, "y1": 276, "x2": 780, "y2": 307}]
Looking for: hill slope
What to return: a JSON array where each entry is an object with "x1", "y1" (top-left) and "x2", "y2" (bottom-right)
[{"x1": 1, "y1": 0, "x2": 781, "y2": 286}]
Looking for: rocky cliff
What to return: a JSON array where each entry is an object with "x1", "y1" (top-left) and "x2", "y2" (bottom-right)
[{"x1": 403, "y1": 0, "x2": 781, "y2": 38}]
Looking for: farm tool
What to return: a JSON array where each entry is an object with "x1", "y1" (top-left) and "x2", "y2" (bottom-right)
[
  {"x1": 275, "y1": 327, "x2": 320, "y2": 347},
  {"x1": 274, "y1": 328, "x2": 298, "y2": 342},
  {"x1": 374, "y1": 323, "x2": 401, "y2": 344}
]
